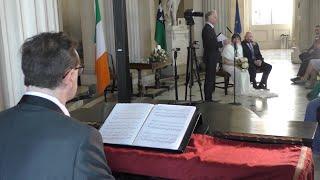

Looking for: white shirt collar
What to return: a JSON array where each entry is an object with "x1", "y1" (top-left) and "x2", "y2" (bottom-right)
[
  {"x1": 206, "y1": 22, "x2": 214, "y2": 29},
  {"x1": 24, "y1": 91, "x2": 70, "y2": 117}
]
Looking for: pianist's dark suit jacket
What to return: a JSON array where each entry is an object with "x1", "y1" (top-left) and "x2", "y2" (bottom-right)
[{"x1": 0, "y1": 95, "x2": 114, "y2": 180}]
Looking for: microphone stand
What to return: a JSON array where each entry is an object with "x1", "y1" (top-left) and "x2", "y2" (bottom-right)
[
  {"x1": 226, "y1": 26, "x2": 233, "y2": 34},
  {"x1": 229, "y1": 43, "x2": 241, "y2": 106},
  {"x1": 172, "y1": 48, "x2": 180, "y2": 101}
]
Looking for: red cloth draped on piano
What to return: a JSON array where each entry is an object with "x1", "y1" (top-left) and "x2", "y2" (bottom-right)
[{"x1": 104, "y1": 134, "x2": 314, "y2": 179}]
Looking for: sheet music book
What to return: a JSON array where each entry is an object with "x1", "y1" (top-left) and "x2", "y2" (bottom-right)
[
  {"x1": 217, "y1": 33, "x2": 228, "y2": 42},
  {"x1": 99, "y1": 103, "x2": 198, "y2": 152}
]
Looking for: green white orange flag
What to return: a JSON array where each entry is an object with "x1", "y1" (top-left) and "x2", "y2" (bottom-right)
[{"x1": 95, "y1": 0, "x2": 110, "y2": 95}]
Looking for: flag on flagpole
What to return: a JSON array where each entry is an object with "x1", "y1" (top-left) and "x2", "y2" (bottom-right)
[
  {"x1": 155, "y1": 0, "x2": 167, "y2": 50},
  {"x1": 234, "y1": 0, "x2": 242, "y2": 34},
  {"x1": 95, "y1": 0, "x2": 110, "y2": 95}
]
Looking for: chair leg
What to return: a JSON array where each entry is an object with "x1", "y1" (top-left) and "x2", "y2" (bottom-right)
[
  {"x1": 104, "y1": 89, "x2": 107, "y2": 102},
  {"x1": 224, "y1": 76, "x2": 229, "y2": 95}
]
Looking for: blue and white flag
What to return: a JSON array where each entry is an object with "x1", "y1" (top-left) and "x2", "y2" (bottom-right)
[{"x1": 234, "y1": 0, "x2": 242, "y2": 34}]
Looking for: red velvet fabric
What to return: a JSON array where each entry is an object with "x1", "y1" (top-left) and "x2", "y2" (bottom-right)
[{"x1": 104, "y1": 134, "x2": 314, "y2": 180}]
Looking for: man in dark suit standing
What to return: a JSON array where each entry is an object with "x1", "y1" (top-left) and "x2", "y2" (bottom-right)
[
  {"x1": 0, "y1": 32, "x2": 114, "y2": 179},
  {"x1": 242, "y1": 31, "x2": 272, "y2": 89},
  {"x1": 202, "y1": 10, "x2": 225, "y2": 102}
]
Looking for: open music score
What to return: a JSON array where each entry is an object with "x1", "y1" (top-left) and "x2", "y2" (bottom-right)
[{"x1": 99, "y1": 103, "x2": 197, "y2": 151}]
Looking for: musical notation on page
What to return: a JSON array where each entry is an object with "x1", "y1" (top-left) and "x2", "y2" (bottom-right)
[{"x1": 99, "y1": 103, "x2": 196, "y2": 151}]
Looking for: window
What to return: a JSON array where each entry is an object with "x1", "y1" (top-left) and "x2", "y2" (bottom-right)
[{"x1": 252, "y1": 0, "x2": 293, "y2": 25}]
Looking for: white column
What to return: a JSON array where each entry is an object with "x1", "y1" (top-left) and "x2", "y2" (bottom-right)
[
  {"x1": 61, "y1": 0, "x2": 81, "y2": 41},
  {"x1": 138, "y1": 0, "x2": 152, "y2": 58},
  {"x1": 103, "y1": 0, "x2": 116, "y2": 67},
  {"x1": 126, "y1": 0, "x2": 141, "y2": 62},
  {"x1": 203, "y1": 0, "x2": 230, "y2": 35},
  {"x1": 297, "y1": 0, "x2": 311, "y2": 50},
  {"x1": 0, "y1": 0, "x2": 59, "y2": 110},
  {"x1": 79, "y1": 0, "x2": 95, "y2": 84},
  {"x1": 293, "y1": 0, "x2": 320, "y2": 50},
  {"x1": 193, "y1": 0, "x2": 204, "y2": 57},
  {"x1": 149, "y1": 1, "x2": 156, "y2": 51},
  {"x1": 308, "y1": 0, "x2": 320, "y2": 46}
]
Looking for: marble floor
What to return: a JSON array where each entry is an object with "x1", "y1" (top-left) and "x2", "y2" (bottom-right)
[{"x1": 155, "y1": 49, "x2": 308, "y2": 122}]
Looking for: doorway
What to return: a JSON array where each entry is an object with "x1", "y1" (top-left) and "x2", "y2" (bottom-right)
[{"x1": 248, "y1": 0, "x2": 293, "y2": 49}]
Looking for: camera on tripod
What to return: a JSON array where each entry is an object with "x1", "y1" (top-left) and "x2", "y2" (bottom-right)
[
  {"x1": 183, "y1": 10, "x2": 204, "y2": 102},
  {"x1": 184, "y1": 9, "x2": 204, "y2": 26}
]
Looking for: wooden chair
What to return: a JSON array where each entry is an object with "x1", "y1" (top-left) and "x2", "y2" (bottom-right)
[
  {"x1": 215, "y1": 58, "x2": 233, "y2": 95},
  {"x1": 104, "y1": 53, "x2": 118, "y2": 102}
]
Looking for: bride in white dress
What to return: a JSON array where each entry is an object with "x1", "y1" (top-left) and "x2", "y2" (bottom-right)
[{"x1": 221, "y1": 34, "x2": 277, "y2": 98}]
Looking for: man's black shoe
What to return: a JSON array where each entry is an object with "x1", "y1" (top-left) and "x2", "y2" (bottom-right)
[
  {"x1": 253, "y1": 83, "x2": 259, "y2": 89},
  {"x1": 258, "y1": 83, "x2": 267, "y2": 89},
  {"x1": 290, "y1": 77, "x2": 301, "y2": 83}
]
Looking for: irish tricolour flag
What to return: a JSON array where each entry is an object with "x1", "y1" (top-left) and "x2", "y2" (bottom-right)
[{"x1": 95, "y1": 0, "x2": 110, "y2": 95}]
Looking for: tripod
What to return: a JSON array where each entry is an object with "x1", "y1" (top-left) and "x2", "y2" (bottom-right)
[
  {"x1": 184, "y1": 24, "x2": 204, "y2": 103},
  {"x1": 229, "y1": 43, "x2": 241, "y2": 105}
]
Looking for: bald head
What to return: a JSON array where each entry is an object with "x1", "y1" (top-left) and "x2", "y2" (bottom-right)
[{"x1": 244, "y1": 32, "x2": 254, "y2": 43}]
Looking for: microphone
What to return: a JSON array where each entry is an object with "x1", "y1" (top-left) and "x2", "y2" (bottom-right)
[
  {"x1": 172, "y1": 48, "x2": 180, "y2": 59},
  {"x1": 172, "y1": 48, "x2": 181, "y2": 51},
  {"x1": 226, "y1": 26, "x2": 233, "y2": 34},
  {"x1": 234, "y1": 42, "x2": 238, "y2": 50},
  {"x1": 67, "y1": 84, "x2": 96, "y2": 104}
]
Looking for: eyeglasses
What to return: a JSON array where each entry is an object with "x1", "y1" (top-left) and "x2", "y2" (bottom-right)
[
  {"x1": 63, "y1": 64, "x2": 85, "y2": 79},
  {"x1": 75, "y1": 65, "x2": 85, "y2": 75}
]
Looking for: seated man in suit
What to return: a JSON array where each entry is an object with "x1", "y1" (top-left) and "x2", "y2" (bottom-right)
[
  {"x1": 242, "y1": 32, "x2": 272, "y2": 89},
  {"x1": 0, "y1": 32, "x2": 114, "y2": 180}
]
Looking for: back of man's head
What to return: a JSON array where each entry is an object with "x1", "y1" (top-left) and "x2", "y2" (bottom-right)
[{"x1": 21, "y1": 32, "x2": 78, "y2": 89}]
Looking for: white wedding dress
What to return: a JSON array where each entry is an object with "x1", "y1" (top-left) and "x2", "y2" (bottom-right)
[{"x1": 221, "y1": 44, "x2": 278, "y2": 98}]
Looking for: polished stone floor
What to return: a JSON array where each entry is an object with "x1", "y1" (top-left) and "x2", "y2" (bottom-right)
[
  {"x1": 154, "y1": 49, "x2": 308, "y2": 122},
  {"x1": 77, "y1": 49, "x2": 307, "y2": 123}
]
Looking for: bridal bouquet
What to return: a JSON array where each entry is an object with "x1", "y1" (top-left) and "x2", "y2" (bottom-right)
[
  {"x1": 148, "y1": 46, "x2": 168, "y2": 63},
  {"x1": 236, "y1": 57, "x2": 249, "y2": 71}
]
